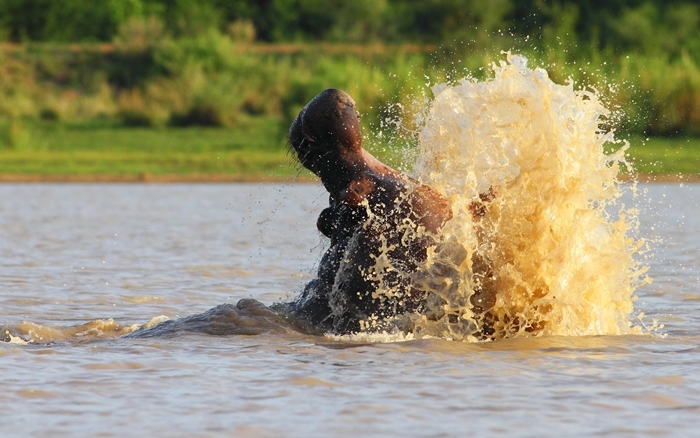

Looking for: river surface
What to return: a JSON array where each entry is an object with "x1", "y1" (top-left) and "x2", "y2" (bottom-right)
[{"x1": 1, "y1": 182, "x2": 699, "y2": 437}]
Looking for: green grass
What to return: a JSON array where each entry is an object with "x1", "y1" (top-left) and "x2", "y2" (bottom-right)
[
  {"x1": 626, "y1": 136, "x2": 700, "y2": 176},
  {"x1": 0, "y1": 117, "x2": 698, "y2": 181},
  {"x1": 0, "y1": 117, "x2": 311, "y2": 180},
  {"x1": 0, "y1": 116, "x2": 417, "y2": 180},
  {"x1": 0, "y1": 149, "x2": 296, "y2": 178}
]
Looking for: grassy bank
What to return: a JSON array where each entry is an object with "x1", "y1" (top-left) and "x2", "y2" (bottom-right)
[
  {"x1": 628, "y1": 137, "x2": 700, "y2": 177},
  {"x1": 0, "y1": 118, "x2": 697, "y2": 182},
  {"x1": 0, "y1": 117, "x2": 305, "y2": 180}
]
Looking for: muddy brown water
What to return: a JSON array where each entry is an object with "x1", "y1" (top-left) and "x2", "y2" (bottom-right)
[{"x1": 0, "y1": 182, "x2": 698, "y2": 437}]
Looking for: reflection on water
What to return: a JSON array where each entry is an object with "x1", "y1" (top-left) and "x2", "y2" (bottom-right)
[{"x1": 1, "y1": 182, "x2": 699, "y2": 436}]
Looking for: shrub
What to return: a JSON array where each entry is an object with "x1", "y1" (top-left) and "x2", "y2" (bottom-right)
[
  {"x1": 114, "y1": 16, "x2": 166, "y2": 52},
  {"x1": 39, "y1": 107, "x2": 60, "y2": 120},
  {"x1": 226, "y1": 20, "x2": 256, "y2": 43},
  {"x1": 170, "y1": 102, "x2": 225, "y2": 127},
  {"x1": 117, "y1": 88, "x2": 167, "y2": 127}
]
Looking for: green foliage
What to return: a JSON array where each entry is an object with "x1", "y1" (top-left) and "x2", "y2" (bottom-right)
[
  {"x1": 1, "y1": 0, "x2": 700, "y2": 137},
  {"x1": 0, "y1": 0, "x2": 145, "y2": 42},
  {"x1": 611, "y1": 2, "x2": 700, "y2": 59},
  {"x1": 1, "y1": 0, "x2": 698, "y2": 59},
  {"x1": 226, "y1": 20, "x2": 256, "y2": 43},
  {"x1": 153, "y1": 30, "x2": 238, "y2": 74},
  {"x1": 160, "y1": 0, "x2": 221, "y2": 37},
  {"x1": 3, "y1": 36, "x2": 700, "y2": 136},
  {"x1": 114, "y1": 15, "x2": 166, "y2": 51},
  {"x1": 390, "y1": 0, "x2": 513, "y2": 44},
  {"x1": 260, "y1": 0, "x2": 392, "y2": 42}
]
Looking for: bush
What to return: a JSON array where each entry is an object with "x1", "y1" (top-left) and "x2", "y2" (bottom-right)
[
  {"x1": 226, "y1": 20, "x2": 256, "y2": 43},
  {"x1": 153, "y1": 30, "x2": 237, "y2": 75},
  {"x1": 170, "y1": 102, "x2": 226, "y2": 127},
  {"x1": 117, "y1": 88, "x2": 167, "y2": 127},
  {"x1": 2, "y1": 31, "x2": 700, "y2": 136},
  {"x1": 39, "y1": 107, "x2": 60, "y2": 120},
  {"x1": 114, "y1": 16, "x2": 166, "y2": 52}
]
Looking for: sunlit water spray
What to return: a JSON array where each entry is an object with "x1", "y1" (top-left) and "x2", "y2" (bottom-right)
[{"x1": 395, "y1": 53, "x2": 651, "y2": 340}]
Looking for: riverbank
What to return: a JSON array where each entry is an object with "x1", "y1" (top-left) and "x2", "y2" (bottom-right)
[
  {"x1": 0, "y1": 173, "x2": 318, "y2": 183},
  {"x1": 0, "y1": 118, "x2": 697, "y2": 183}
]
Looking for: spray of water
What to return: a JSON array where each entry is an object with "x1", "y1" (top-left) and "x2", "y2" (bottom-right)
[{"x1": 386, "y1": 52, "x2": 652, "y2": 341}]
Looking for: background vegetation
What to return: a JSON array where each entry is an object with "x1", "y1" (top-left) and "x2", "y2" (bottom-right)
[{"x1": 0, "y1": 0, "x2": 698, "y2": 179}]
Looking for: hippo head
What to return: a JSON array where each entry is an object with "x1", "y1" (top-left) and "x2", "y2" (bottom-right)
[{"x1": 289, "y1": 89, "x2": 363, "y2": 176}]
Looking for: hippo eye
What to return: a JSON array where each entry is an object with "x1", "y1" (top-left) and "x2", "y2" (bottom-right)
[{"x1": 303, "y1": 131, "x2": 317, "y2": 144}]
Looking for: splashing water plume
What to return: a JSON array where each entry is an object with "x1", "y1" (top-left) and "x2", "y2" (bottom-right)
[{"x1": 405, "y1": 53, "x2": 650, "y2": 340}]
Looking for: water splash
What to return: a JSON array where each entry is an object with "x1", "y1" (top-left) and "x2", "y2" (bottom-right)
[
  {"x1": 406, "y1": 52, "x2": 651, "y2": 340},
  {"x1": 2, "y1": 315, "x2": 171, "y2": 344}
]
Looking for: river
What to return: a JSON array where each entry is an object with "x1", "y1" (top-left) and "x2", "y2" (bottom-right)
[{"x1": 1, "y1": 182, "x2": 698, "y2": 437}]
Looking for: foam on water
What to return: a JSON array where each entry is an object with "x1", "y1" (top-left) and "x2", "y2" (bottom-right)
[
  {"x1": 403, "y1": 52, "x2": 650, "y2": 340},
  {"x1": 3, "y1": 315, "x2": 170, "y2": 344}
]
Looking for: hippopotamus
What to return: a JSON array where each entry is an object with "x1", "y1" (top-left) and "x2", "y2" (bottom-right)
[
  {"x1": 127, "y1": 88, "x2": 495, "y2": 340},
  {"x1": 282, "y1": 89, "x2": 460, "y2": 334}
]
